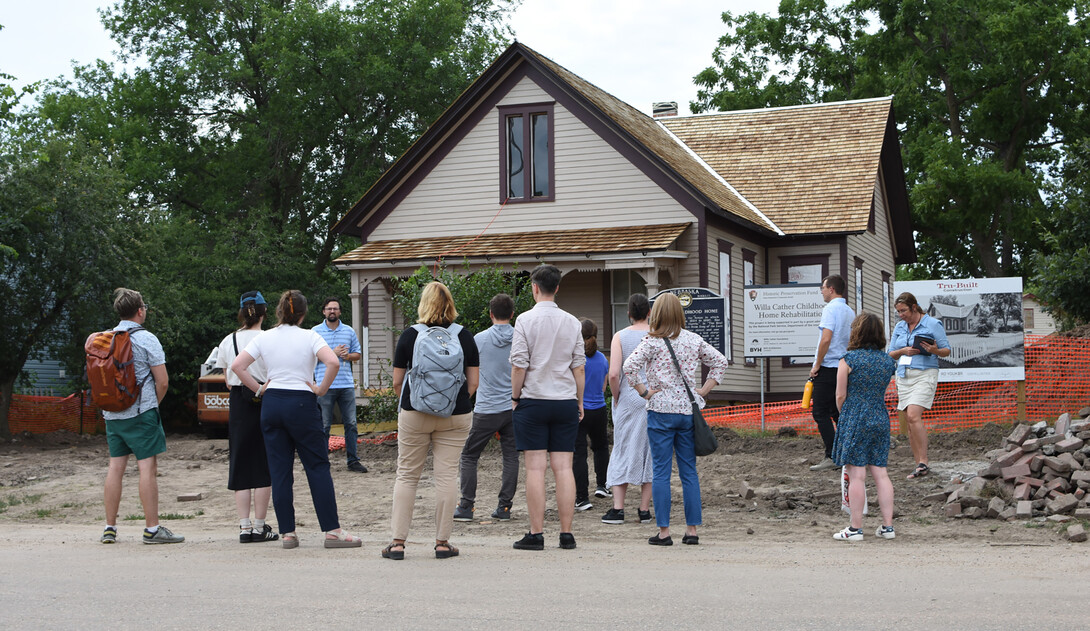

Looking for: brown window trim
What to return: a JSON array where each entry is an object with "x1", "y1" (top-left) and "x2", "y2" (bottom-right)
[{"x1": 498, "y1": 102, "x2": 555, "y2": 203}]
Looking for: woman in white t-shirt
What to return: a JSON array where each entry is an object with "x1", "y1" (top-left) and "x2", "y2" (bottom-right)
[
  {"x1": 232, "y1": 290, "x2": 362, "y2": 550},
  {"x1": 215, "y1": 291, "x2": 277, "y2": 543}
]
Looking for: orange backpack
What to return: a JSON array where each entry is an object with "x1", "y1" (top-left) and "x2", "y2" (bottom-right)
[{"x1": 85, "y1": 326, "x2": 145, "y2": 412}]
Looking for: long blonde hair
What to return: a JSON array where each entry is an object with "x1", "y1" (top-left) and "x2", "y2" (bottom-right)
[{"x1": 417, "y1": 281, "x2": 458, "y2": 326}]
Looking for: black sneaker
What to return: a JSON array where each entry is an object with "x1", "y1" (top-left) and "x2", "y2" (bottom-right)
[
  {"x1": 594, "y1": 486, "x2": 612, "y2": 498},
  {"x1": 250, "y1": 524, "x2": 279, "y2": 542},
  {"x1": 574, "y1": 499, "x2": 593, "y2": 511},
  {"x1": 491, "y1": 505, "x2": 512, "y2": 520},
  {"x1": 347, "y1": 461, "x2": 368, "y2": 473},
  {"x1": 601, "y1": 508, "x2": 625, "y2": 524},
  {"x1": 638, "y1": 509, "x2": 653, "y2": 524},
  {"x1": 453, "y1": 504, "x2": 474, "y2": 522},
  {"x1": 239, "y1": 526, "x2": 253, "y2": 543},
  {"x1": 513, "y1": 532, "x2": 545, "y2": 551},
  {"x1": 559, "y1": 532, "x2": 576, "y2": 549}
]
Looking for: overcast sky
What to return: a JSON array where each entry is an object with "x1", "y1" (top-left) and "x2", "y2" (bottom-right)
[{"x1": 1, "y1": 0, "x2": 782, "y2": 115}]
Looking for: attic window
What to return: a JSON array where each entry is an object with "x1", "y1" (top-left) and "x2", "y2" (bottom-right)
[{"x1": 498, "y1": 103, "x2": 554, "y2": 203}]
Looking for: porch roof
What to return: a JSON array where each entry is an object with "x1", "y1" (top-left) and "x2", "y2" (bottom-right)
[{"x1": 333, "y1": 222, "x2": 690, "y2": 268}]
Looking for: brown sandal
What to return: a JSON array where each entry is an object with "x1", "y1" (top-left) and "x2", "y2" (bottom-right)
[
  {"x1": 434, "y1": 541, "x2": 459, "y2": 559},
  {"x1": 381, "y1": 542, "x2": 405, "y2": 560}
]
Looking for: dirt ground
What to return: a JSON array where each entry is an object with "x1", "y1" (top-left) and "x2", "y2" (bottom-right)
[{"x1": 0, "y1": 422, "x2": 1074, "y2": 546}]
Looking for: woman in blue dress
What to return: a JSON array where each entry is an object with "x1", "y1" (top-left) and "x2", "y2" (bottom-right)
[{"x1": 831, "y1": 312, "x2": 897, "y2": 542}]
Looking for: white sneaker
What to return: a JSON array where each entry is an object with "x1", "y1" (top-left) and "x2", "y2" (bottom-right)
[
  {"x1": 833, "y1": 526, "x2": 863, "y2": 542},
  {"x1": 810, "y1": 457, "x2": 837, "y2": 472},
  {"x1": 875, "y1": 525, "x2": 896, "y2": 539}
]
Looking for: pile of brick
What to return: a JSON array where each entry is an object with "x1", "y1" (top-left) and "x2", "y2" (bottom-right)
[{"x1": 933, "y1": 407, "x2": 1090, "y2": 542}]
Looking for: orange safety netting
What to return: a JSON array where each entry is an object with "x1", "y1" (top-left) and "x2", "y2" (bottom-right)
[
  {"x1": 328, "y1": 433, "x2": 399, "y2": 452},
  {"x1": 704, "y1": 335, "x2": 1090, "y2": 434},
  {"x1": 7, "y1": 391, "x2": 103, "y2": 434}
]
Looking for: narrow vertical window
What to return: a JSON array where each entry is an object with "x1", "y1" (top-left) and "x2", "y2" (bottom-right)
[{"x1": 499, "y1": 103, "x2": 554, "y2": 202}]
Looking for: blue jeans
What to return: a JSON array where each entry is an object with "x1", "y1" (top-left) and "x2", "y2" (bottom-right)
[
  {"x1": 647, "y1": 410, "x2": 702, "y2": 528},
  {"x1": 318, "y1": 387, "x2": 359, "y2": 465}
]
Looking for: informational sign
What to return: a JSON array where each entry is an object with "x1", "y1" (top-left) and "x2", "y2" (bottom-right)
[
  {"x1": 742, "y1": 284, "x2": 825, "y2": 357},
  {"x1": 894, "y1": 277, "x2": 1024, "y2": 382},
  {"x1": 651, "y1": 288, "x2": 727, "y2": 358}
]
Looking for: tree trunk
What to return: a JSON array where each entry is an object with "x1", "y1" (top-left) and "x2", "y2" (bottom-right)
[{"x1": 0, "y1": 374, "x2": 16, "y2": 439}]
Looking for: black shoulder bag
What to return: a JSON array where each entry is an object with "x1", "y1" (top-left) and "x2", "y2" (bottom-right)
[{"x1": 663, "y1": 337, "x2": 718, "y2": 457}]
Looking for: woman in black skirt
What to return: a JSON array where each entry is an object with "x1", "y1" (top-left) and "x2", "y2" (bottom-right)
[{"x1": 215, "y1": 291, "x2": 278, "y2": 543}]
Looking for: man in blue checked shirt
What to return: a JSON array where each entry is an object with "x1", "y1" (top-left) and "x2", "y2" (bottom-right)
[{"x1": 313, "y1": 297, "x2": 367, "y2": 473}]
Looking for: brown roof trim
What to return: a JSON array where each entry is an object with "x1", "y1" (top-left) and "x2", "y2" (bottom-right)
[{"x1": 880, "y1": 107, "x2": 917, "y2": 264}]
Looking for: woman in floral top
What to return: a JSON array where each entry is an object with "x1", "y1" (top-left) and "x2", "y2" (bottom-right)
[{"x1": 622, "y1": 293, "x2": 728, "y2": 546}]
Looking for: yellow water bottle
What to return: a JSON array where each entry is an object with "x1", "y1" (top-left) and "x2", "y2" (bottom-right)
[{"x1": 801, "y1": 378, "x2": 814, "y2": 409}]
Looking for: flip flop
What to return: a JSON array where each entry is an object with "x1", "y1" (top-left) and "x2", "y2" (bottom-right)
[{"x1": 906, "y1": 463, "x2": 930, "y2": 480}]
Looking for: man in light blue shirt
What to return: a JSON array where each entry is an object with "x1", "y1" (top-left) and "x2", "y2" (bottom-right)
[
  {"x1": 313, "y1": 297, "x2": 366, "y2": 473},
  {"x1": 809, "y1": 274, "x2": 854, "y2": 471}
]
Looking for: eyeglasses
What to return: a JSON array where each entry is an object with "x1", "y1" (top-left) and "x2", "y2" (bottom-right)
[
  {"x1": 142, "y1": 303, "x2": 150, "y2": 310},
  {"x1": 324, "y1": 307, "x2": 341, "y2": 312}
]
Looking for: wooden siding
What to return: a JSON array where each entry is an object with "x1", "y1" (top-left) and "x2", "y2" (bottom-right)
[
  {"x1": 846, "y1": 171, "x2": 898, "y2": 329},
  {"x1": 369, "y1": 77, "x2": 693, "y2": 241},
  {"x1": 705, "y1": 225, "x2": 764, "y2": 397},
  {"x1": 555, "y1": 270, "x2": 607, "y2": 333}
]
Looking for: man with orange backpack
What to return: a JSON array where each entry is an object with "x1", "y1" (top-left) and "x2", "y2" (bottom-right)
[{"x1": 91, "y1": 288, "x2": 183, "y2": 545}]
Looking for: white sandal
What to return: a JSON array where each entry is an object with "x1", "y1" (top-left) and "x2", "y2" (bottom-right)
[{"x1": 324, "y1": 529, "x2": 362, "y2": 548}]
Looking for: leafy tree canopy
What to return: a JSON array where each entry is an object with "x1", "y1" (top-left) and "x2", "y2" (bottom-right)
[
  {"x1": 693, "y1": 0, "x2": 1090, "y2": 280},
  {"x1": 392, "y1": 263, "x2": 534, "y2": 336},
  {"x1": 1034, "y1": 139, "x2": 1090, "y2": 327}
]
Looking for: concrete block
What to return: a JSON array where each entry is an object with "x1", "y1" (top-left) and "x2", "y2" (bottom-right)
[
  {"x1": 177, "y1": 493, "x2": 202, "y2": 502},
  {"x1": 1059, "y1": 452, "x2": 1080, "y2": 470},
  {"x1": 1077, "y1": 430, "x2": 1090, "y2": 441},
  {"x1": 1048, "y1": 514, "x2": 1074, "y2": 523},
  {"x1": 1013, "y1": 483, "x2": 1032, "y2": 501},
  {"x1": 1076, "y1": 488, "x2": 1086, "y2": 500},
  {"x1": 977, "y1": 461, "x2": 1002, "y2": 479},
  {"x1": 996, "y1": 448, "x2": 1026, "y2": 468},
  {"x1": 1071, "y1": 470, "x2": 1090, "y2": 484},
  {"x1": 1022, "y1": 438, "x2": 1041, "y2": 452},
  {"x1": 986, "y1": 497, "x2": 1006, "y2": 518},
  {"x1": 1030, "y1": 454, "x2": 1045, "y2": 472},
  {"x1": 1031, "y1": 420, "x2": 1049, "y2": 435},
  {"x1": 1001, "y1": 463, "x2": 1031, "y2": 480},
  {"x1": 1078, "y1": 407, "x2": 1090, "y2": 419},
  {"x1": 1057, "y1": 437, "x2": 1085, "y2": 454},
  {"x1": 1039, "y1": 434, "x2": 1067, "y2": 447},
  {"x1": 946, "y1": 487, "x2": 962, "y2": 504},
  {"x1": 963, "y1": 476, "x2": 987, "y2": 497},
  {"x1": 1047, "y1": 493, "x2": 1079, "y2": 515},
  {"x1": 1056, "y1": 413, "x2": 1072, "y2": 436},
  {"x1": 1015, "y1": 476, "x2": 1044, "y2": 488},
  {"x1": 944, "y1": 502, "x2": 962, "y2": 518},
  {"x1": 998, "y1": 507, "x2": 1018, "y2": 521},
  {"x1": 1043, "y1": 456, "x2": 1073, "y2": 474},
  {"x1": 1073, "y1": 508, "x2": 1090, "y2": 519},
  {"x1": 1067, "y1": 523, "x2": 1088, "y2": 543},
  {"x1": 922, "y1": 490, "x2": 950, "y2": 503},
  {"x1": 1007, "y1": 424, "x2": 1033, "y2": 446},
  {"x1": 960, "y1": 496, "x2": 987, "y2": 509},
  {"x1": 963, "y1": 506, "x2": 985, "y2": 519},
  {"x1": 740, "y1": 481, "x2": 756, "y2": 500},
  {"x1": 1016, "y1": 501, "x2": 1033, "y2": 518},
  {"x1": 1033, "y1": 485, "x2": 1050, "y2": 500}
]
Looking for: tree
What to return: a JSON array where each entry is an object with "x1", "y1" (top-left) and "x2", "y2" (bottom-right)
[
  {"x1": 0, "y1": 116, "x2": 135, "y2": 438},
  {"x1": 392, "y1": 263, "x2": 534, "y2": 336},
  {"x1": 979, "y1": 292, "x2": 1022, "y2": 331},
  {"x1": 1034, "y1": 139, "x2": 1090, "y2": 328},
  {"x1": 29, "y1": 0, "x2": 514, "y2": 426},
  {"x1": 693, "y1": 0, "x2": 1090, "y2": 280}
]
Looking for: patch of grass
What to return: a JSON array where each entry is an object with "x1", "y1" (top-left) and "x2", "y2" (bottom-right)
[
  {"x1": 0, "y1": 493, "x2": 44, "y2": 509},
  {"x1": 126, "y1": 510, "x2": 205, "y2": 521},
  {"x1": 1024, "y1": 521, "x2": 1046, "y2": 529},
  {"x1": 34, "y1": 509, "x2": 53, "y2": 518}
]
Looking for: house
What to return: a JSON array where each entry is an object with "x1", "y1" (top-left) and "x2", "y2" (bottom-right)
[
  {"x1": 331, "y1": 43, "x2": 915, "y2": 401},
  {"x1": 1023, "y1": 293, "x2": 1058, "y2": 337},
  {"x1": 927, "y1": 301, "x2": 984, "y2": 335}
]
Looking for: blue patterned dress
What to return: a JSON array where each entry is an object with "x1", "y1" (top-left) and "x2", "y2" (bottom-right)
[{"x1": 831, "y1": 348, "x2": 897, "y2": 467}]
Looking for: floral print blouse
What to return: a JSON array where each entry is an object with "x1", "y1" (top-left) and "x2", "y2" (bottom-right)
[{"x1": 622, "y1": 329, "x2": 728, "y2": 415}]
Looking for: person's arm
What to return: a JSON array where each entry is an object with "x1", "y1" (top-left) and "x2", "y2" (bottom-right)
[
  {"x1": 510, "y1": 366, "x2": 526, "y2": 409},
  {"x1": 150, "y1": 364, "x2": 169, "y2": 403},
  {"x1": 696, "y1": 338, "x2": 728, "y2": 398},
  {"x1": 231, "y1": 350, "x2": 262, "y2": 394},
  {"x1": 310, "y1": 346, "x2": 339, "y2": 396},
  {"x1": 465, "y1": 366, "x2": 479, "y2": 397},
  {"x1": 835, "y1": 358, "x2": 850, "y2": 411},
  {"x1": 345, "y1": 330, "x2": 362, "y2": 363},
  {"x1": 623, "y1": 338, "x2": 659, "y2": 399},
  {"x1": 608, "y1": 334, "x2": 623, "y2": 405},
  {"x1": 919, "y1": 319, "x2": 952, "y2": 358},
  {"x1": 810, "y1": 328, "x2": 833, "y2": 378},
  {"x1": 573, "y1": 364, "x2": 585, "y2": 421},
  {"x1": 392, "y1": 367, "x2": 406, "y2": 399}
]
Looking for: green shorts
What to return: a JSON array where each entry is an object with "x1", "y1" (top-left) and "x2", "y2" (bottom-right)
[{"x1": 106, "y1": 408, "x2": 167, "y2": 460}]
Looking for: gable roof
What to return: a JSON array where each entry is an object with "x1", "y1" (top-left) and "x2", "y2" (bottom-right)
[{"x1": 660, "y1": 98, "x2": 891, "y2": 235}]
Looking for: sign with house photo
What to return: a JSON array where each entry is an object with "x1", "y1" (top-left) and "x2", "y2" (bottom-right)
[{"x1": 894, "y1": 277, "x2": 1025, "y2": 382}]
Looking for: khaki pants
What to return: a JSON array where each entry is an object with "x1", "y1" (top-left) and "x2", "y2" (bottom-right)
[{"x1": 391, "y1": 409, "x2": 472, "y2": 542}]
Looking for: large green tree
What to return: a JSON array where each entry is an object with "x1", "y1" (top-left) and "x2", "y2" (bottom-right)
[
  {"x1": 693, "y1": 0, "x2": 1090, "y2": 280},
  {"x1": 1034, "y1": 139, "x2": 1090, "y2": 327},
  {"x1": 0, "y1": 113, "x2": 136, "y2": 438},
  {"x1": 32, "y1": 0, "x2": 513, "y2": 425}
]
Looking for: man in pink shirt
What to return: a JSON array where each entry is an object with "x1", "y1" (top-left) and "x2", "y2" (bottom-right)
[{"x1": 510, "y1": 265, "x2": 586, "y2": 551}]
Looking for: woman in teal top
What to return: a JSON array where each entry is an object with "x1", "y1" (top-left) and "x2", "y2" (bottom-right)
[{"x1": 887, "y1": 292, "x2": 951, "y2": 480}]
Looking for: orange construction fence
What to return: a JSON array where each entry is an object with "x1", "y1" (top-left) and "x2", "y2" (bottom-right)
[
  {"x1": 704, "y1": 335, "x2": 1090, "y2": 434},
  {"x1": 8, "y1": 336, "x2": 1090, "y2": 436},
  {"x1": 7, "y1": 391, "x2": 103, "y2": 435}
]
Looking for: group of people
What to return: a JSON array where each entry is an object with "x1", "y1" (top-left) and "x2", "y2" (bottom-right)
[
  {"x1": 807, "y1": 274, "x2": 951, "y2": 542},
  {"x1": 96, "y1": 269, "x2": 948, "y2": 550}
]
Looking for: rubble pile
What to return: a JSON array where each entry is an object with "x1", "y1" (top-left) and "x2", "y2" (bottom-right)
[{"x1": 932, "y1": 407, "x2": 1090, "y2": 542}]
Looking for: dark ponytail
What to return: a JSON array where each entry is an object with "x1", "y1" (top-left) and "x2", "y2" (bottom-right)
[{"x1": 581, "y1": 318, "x2": 598, "y2": 357}]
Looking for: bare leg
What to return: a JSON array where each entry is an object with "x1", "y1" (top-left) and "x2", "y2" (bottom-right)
[
  {"x1": 847, "y1": 464, "x2": 867, "y2": 530},
  {"x1": 550, "y1": 451, "x2": 575, "y2": 533},
  {"x1": 254, "y1": 486, "x2": 272, "y2": 521},
  {"x1": 905, "y1": 404, "x2": 929, "y2": 466},
  {"x1": 104, "y1": 455, "x2": 129, "y2": 525},
  {"x1": 524, "y1": 450, "x2": 548, "y2": 533},
  {"x1": 136, "y1": 456, "x2": 159, "y2": 529},
  {"x1": 868, "y1": 465, "x2": 895, "y2": 527},
  {"x1": 640, "y1": 482, "x2": 653, "y2": 512},
  {"x1": 235, "y1": 489, "x2": 253, "y2": 520},
  {"x1": 611, "y1": 483, "x2": 627, "y2": 510}
]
